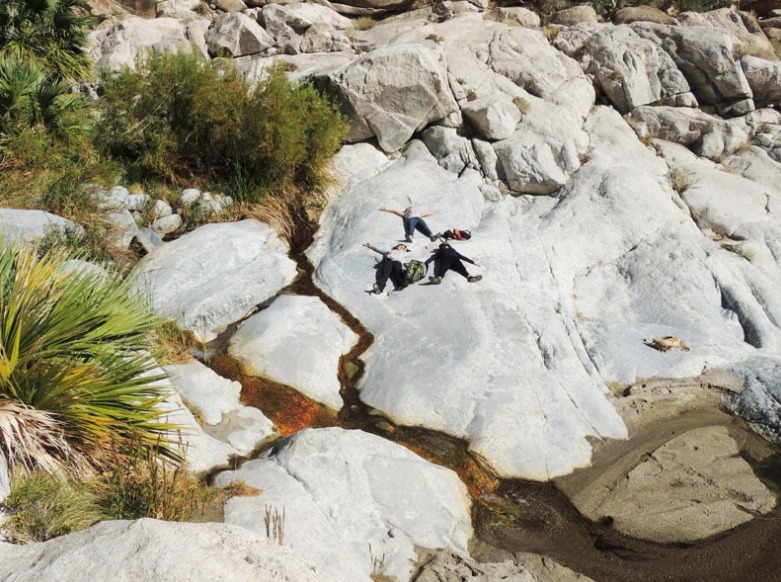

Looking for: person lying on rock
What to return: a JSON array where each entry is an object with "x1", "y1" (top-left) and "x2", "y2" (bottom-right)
[
  {"x1": 378, "y1": 205, "x2": 441, "y2": 243},
  {"x1": 363, "y1": 242, "x2": 410, "y2": 294},
  {"x1": 426, "y1": 242, "x2": 482, "y2": 284}
]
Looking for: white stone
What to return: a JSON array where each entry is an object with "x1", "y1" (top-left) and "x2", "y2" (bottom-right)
[
  {"x1": 215, "y1": 427, "x2": 472, "y2": 582},
  {"x1": 106, "y1": 209, "x2": 138, "y2": 248},
  {"x1": 0, "y1": 519, "x2": 338, "y2": 582},
  {"x1": 461, "y1": 94, "x2": 522, "y2": 141},
  {"x1": 125, "y1": 193, "x2": 150, "y2": 212},
  {"x1": 0, "y1": 210, "x2": 82, "y2": 247},
  {"x1": 179, "y1": 188, "x2": 202, "y2": 208},
  {"x1": 90, "y1": 184, "x2": 129, "y2": 210},
  {"x1": 152, "y1": 214, "x2": 182, "y2": 236},
  {"x1": 134, "y1": 220, "x2": 297, "y2": 341},
  {"x1": 229, "y1": 296, "x2": 357, "y2": 410},
  {"x1": 422, "y1": 125, "x2": 479, "y2": 174},
  {"x1": 741, "y1": 55, "x2": 781, "y2": 105},
  {"x1": 153, "y1": 199, "x2": 173, "y2": 219}
]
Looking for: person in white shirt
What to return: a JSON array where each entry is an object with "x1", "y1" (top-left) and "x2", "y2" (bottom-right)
[{"x1": 363, "y1": 242, "x2": 411, "y2": 294}]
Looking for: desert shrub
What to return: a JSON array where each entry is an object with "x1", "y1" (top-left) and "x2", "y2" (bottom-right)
[
  {"x1": 2, "y1": 471, "x2": 104, "y2": 543},
  {"x1": 666, "y1": 167, "x2": 695, "y2": 194},
  {"x1": 94, "y1": 439, "x2": 215, "y2": 521},
  {"x1": 94, "y1": 52, "x2": 348, "y2": 204},
  {"x1": 0, "y1": 241, "x2": 178, "y2": 476}
]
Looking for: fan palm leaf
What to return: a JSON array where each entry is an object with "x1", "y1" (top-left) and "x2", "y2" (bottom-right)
[{"x1": 0, "y1": 241, "x2": 180, "y2": 475}]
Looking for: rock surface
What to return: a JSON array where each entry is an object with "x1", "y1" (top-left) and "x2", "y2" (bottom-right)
[
  {"x1": 0, "y1": 209, "x2": 82, "y2": 247},
  {"x1": 228, "y1": 295, "x2": 358, "y2": 410},
  {"x1": 133, "y1": 220, "x2": 297, "y2": 341},
  {"x1": 215, "y1": 427, "x2": 473, "y2": 582},
  {"x1": 567, "y1": 426, "x2": 776, "y2": 542},
  {"x1": 0, "y1": 519, "x2": 338, "y2": 582}
]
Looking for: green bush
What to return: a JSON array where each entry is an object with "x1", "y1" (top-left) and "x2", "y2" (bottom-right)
[
  {"x1": 94, "y1": 52, "x2": 348, "y2": 203},
  {"x1": 0, "y1": 241, "x2": 179, "y2": 476}
]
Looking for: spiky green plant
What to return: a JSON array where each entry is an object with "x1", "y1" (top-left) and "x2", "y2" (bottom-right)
[
  {"x1": 0, "y1": 241, "x2": 179, "y2": 476},
  {"x1": 0, "y1": 0, "x2": 95, "y2": 83}
]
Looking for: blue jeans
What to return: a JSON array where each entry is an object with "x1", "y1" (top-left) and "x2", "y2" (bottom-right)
[{"x1": 403, "y1": 216, "x2": 433, "y2": 238}]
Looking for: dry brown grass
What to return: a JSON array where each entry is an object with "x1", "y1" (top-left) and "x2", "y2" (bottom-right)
[{"x1": 220, "y1": 479, "x2": 262, "y2": 498}]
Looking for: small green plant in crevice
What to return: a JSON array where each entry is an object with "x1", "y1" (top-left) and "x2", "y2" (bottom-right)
[
  {"x1": 513, "y1": 96, "x2": 531, "y2": 114},
  {"x1": 148, "y1": 320, "x2": 193, "y2": 365},
  {"x1": 666, "y1": 167, "x2": 696, "y2": 195},
  {"x1": 264, "y1": 504, "x2": 286, "y2": 545},
  {"x1": 2, "y1": 471, "x2": 104, "y2": 543}
]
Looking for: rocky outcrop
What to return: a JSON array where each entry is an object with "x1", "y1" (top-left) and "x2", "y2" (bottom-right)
[
  {"x1": 631, "y1": 22, "x2": 754, "y2": 116},
  {"x1": 0, "y1": 519, "x2": 338, "y2": 582},
  {"x1": 741, "y1": 55, "x2": 781, "y2": 106},
  {"x1": 312, "y1": 43, "x2": 459, "y2": 152},
  {"x1": 215, "y1": 427, "x2": 473, "y2": 582},
  {"x1": 555, "y1": 24, "x2": 693, "y2": 114},
  {"x1": 614, "y1": 5, "x2": 677, "y2": 25}
]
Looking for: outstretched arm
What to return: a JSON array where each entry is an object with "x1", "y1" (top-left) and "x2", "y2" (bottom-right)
[
  {"x1": 378, "y1": 207, "x2": 405, "y2": 218},
  {"x1": 363, "y1": 242, "x2": 386, "y2": 256},
  {"x1": 456, "y1": 251, "x2": 477, "y2": 266},
  {"x1": 419, "y1": 210, "x2": 440, "y2": 218}
]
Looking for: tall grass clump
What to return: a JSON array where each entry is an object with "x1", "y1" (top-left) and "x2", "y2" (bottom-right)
[
  {"x1": 0, "y1": 240, "x2": 178, "y2": 477},
  {"x1": 94, "y1": 52, "x2": 348, "y2": 207}
]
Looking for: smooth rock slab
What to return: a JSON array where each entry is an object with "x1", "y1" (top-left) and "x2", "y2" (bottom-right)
[
  {"x1": 215, "y1": 427, "x2": 473, "y2": 582},
  {"x1": 228, "y1": 295, "x2": 357, "y2": 410},
  {"x1": 134, "y1": 220, "x2": 297, "y2": 341},
  {"x1": 0, "y1": 519, "x2": 338, "y2": 582},
  {"x1": 572, "y1": 426, "x2": 776, "y2": 543}
]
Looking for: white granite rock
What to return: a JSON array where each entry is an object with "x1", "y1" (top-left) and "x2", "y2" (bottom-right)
[
  {"x1": 312, "y1": 43, "x2": 459, "y2": 152},
  {"x1": 215, "y1": 427, "x2": 473, "y2": 582},
  {"x1": 741, "y1": 55, "x2": 781, "y2": 106},
  {"x1": 309, "y1": 137, "x2": 626, "y2": 481},
  {"x1": 0, "y1": 519, "x2": 338, "y2": 582},
  {"x1": 89, "y1": 17, "x2": 192, "y2": 74},
  {"x1": 106, "y1": 209, "x2": 138, "y2": 249},
  {"x1": 153, "y1": 199, "x2": 173, "y2": 218},
  {"x1": 152, "y1": 213, "x2": 182, "y2": 236},
  {"x1": 555, "y1": 23, "x2": 692, "y2": 114},
  {"x1": 461, "y1": 94, "x2": 522, "y2": 141},
  {"x1": 134, "y1": 220, "x2": 297, "y2": 341},
  {"x1": 422, "y1": 125, "x2": 479, "y2": 174},
  {"x1": 228, "y1": 295, "x2": 356, "y2": 410},
  {"x1": 0, "y1": 209, "x2": 83, "y2": 247}
]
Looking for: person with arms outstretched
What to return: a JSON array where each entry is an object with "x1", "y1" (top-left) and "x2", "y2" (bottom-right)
[
  {"x1": 363, "y1": 242, "x2": 410, "y2": 294},
  {"x1": 425, "y1": 242, "x2": 482, "y2": 284},
  {"x1": 379, "y1": 205, "x2": 441, "y2": 243}
]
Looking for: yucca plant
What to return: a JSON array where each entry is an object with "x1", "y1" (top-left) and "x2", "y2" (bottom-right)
[{"x1": 0, "y1": 241, "x2": 179, "y2": 476}]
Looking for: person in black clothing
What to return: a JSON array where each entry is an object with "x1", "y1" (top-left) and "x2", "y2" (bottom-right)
[
  {"x1": 363, "y1": 242, "x2": 410, "y2": 294},
  {"x1": 425, "y1": 243, "x2": 482, "y2": 284}
]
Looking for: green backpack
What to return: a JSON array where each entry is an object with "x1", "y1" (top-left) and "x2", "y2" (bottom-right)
[{"x1": 405, "y1": 260, "x2": 427, "y2": 284}]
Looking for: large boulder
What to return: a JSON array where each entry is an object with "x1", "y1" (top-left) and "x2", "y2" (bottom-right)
[
  {"x1": 313, "y1": 43, "x2": 459, "y2": 152},
  {"x1": 614, "y1": 5, "x2": 677, "y2": 25},
  {"x1": 631, "y1": 22, "x2": 754, "y2": 116},
  {"x1": 555, "y1": 24, "x2": 693, "y2": 114},
  {"x1": 549, "y1": 5, "x2": 599, "y2": 26},
  {"x1": 88, "y1": 16, "x2": 191, "y2": 74},
  {"x1": 206, "y1": 12, "x2": 275, "y2": 58},
  {"x1": 741, "y1": 55, "x2": 781, "y2": 106},
  {"x1": 461, "y1": 94, "x2": 522, "y2": 141},
  {"x1": 133, "y1": 220, "x2": 297, "y2": 341},
  {"x1": 228, "y1": 295, "x2": 358, "y2": 410},
  {"x1": 215, "y1": 427, "x2": 473, "y2": 582},
  {"x1": 678, "y1": 7, "x2": 775, "y2": 59},
  {"x1": 0, "y1": 519, "x2": 338, "y2": 582}
]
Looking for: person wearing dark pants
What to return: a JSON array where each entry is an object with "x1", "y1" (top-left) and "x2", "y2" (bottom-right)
[
  {"x1": 425, "y1": 243, "x2": 482, "y2": 284},
  {"x1": 378, "y1": 206, "x2": 441, "y2": 242},
  {"x1": 364, "y1": 242, "x2": 409, "y2": 294}
]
